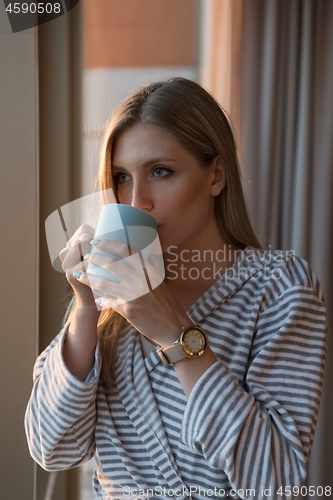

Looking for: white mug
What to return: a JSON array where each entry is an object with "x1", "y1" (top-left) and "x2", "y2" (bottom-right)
[{"x1": 86, "y1": 204, "x2": 164, "y2": 299}]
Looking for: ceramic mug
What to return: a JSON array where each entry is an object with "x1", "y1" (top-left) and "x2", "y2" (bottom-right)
[{"x1": 86, "y1": 204, "x2": 162, "y2": 299}]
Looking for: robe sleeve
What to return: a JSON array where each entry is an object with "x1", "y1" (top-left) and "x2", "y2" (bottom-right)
[{"x1": 24, "y1": 325, "x2": 101, "y2": 471}]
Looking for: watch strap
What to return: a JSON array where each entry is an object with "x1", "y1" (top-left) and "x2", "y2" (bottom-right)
[{"x1": 157, "y1": 341, "x2": 187, "y2": 366}]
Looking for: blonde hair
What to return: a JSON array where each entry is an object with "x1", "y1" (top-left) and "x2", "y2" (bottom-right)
[{"x1": 65, "y1": 77, "x2": 261, "y2": 389}]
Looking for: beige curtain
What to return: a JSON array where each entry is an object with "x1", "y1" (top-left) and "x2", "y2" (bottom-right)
[
  {"x1": 201, "y1": 0, "x2": 333, "y2": 495},
  {"x1": 200, "y1": 0, "x2": 243, "y2": 145}
]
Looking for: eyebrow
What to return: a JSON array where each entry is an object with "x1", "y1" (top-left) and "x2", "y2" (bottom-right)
[{"x1": 112, "y1": 157, "x2": 177, "y2": 171}]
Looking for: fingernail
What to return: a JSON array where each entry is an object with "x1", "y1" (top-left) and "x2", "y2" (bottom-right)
[
  {"x1": 95, "y1": 298, "x2": 102, "y2": 304},
  {"x1": 84, "y1": 253, "x2": 91, "y2": 260},
  {"x1": 73, "y1": 271, "x2": 81, "y2": 279},
  {"x1": 90, "y1": 239, "x2": 100, "y2": 246}
]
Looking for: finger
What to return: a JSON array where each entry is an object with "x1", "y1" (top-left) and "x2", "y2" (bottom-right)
[
  {"x1": 66, "y1": 231, "x2": 93, "y2": 250},
  {"x1": 60, "y1": 239, "x2": 89, "y2": 264},
  {"x1": 84, "y1": 263, "x2": 150, "y2": 303},
  {"x1": 68, "y1": 224, "x2": 95, "y2": 244},
  {"x1": 79, "y1": 273, "x2": 130, "y2": 310},
  {"x1": 59, "y1": 246, "x2": 68, "y2": 263},
  {"x1": 94, "y1": 296, "x2": 122, "y2": 311},
  {"x1": 85, "y1": 251, "x2": 133, "y2": 272},
  {"x1": 60, "y1": 245, "x2": 87, "y2": 272},
  {"x1": 87, "y1": 252, "x2": 145, "y2": 284},
  {"x1": 70, "y1": 259, "x2": 89, "y2": 275},
  {"x1": 66, "y1": 269, "x2": 91, "y2": 289},
  {"x1": 79, "y1": 272, "x2": 122, "y2": 298},
  {"x1": 91, "y1": 238, "x2": 137, "y2": 259},
  {"x1": 63, "y1": 239, "x2": 92, "y2": 270}
]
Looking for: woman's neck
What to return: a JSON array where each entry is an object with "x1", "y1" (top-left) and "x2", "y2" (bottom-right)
[{"x1": 163, "y1": 218, "x2": 237, "y2": 295}]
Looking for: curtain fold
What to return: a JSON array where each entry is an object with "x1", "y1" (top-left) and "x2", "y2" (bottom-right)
[
  {"x1": 201, "y1": 0, "x2": 333, "y2": 495},
  {"x1": 200, "y1": 0, "x2": 243, "y2": 147}
]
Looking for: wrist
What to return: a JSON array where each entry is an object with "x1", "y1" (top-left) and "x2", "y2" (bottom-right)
[
  {"x1": 74, "y1": 303, "x2": 100, "y2": 321},
  {"x1": 158, "y1": 324, "x2": 208, "y2": 366},
  {"x1": 162, "y1": 318, "x2": 195, "y2": 347}
]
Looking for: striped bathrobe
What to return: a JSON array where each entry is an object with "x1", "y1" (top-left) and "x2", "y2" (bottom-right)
[{"x1": 25, "y1": 248, "x2": 327, "y2": 500}]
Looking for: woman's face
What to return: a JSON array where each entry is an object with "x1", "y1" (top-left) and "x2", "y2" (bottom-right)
[{"x1": 111, "y1": 122, "x2": 225, "y2": 253}]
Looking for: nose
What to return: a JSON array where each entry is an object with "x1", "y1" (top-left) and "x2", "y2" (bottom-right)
[{"x1": 130, "y1": 180, "x2": 154, "y2": 212}]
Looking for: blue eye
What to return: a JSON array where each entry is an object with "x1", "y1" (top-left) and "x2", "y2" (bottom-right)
[
  {"x1": 113, "y1": 173, "x2": 130, "y2": 184},
  {"x1": 113, "y1": 167, "x2": 173, "y2": 184},
  {"x1": 153, "y1": 167, "x2": 173, "y2": 177}
]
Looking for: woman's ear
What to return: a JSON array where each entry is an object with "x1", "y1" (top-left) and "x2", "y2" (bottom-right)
[{"x1": 210, "y1": 156, "x2": 226, "y2": 196}]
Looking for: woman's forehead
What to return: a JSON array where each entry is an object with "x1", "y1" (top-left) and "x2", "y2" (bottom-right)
[{"x1": 112, "y1": 123, "x2": 187, "y2": 166}]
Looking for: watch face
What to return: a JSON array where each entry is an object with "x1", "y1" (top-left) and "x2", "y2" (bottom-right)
[{"x1": 181, "y1": 328, "x2": 206, "y2": 357}]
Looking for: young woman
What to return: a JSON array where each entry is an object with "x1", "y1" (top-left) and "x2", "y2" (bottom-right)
[{"x1": 25, "y1": 78, "x2": 327, "y2": 500}]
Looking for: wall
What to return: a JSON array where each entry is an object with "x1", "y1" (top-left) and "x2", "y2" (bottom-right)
[
  {"x1": 0, "y1": 4, "x2": 38, "y2": 498},
  {"x1": 81, "y1": 0, "x2": 198, "y2": 197}
]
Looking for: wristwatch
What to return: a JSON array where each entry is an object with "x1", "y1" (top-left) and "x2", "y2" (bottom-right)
[{"x1": 157, "y1": 325, "x2": 208, "y2": 366}]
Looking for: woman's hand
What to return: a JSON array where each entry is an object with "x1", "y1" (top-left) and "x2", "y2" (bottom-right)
[
  {"x1": 59, "y1": 224, "x2": 98, "y2": 312},
  {"x1": 74, "y1": 238, "x2": 194, "y2": 346},
  {"x1": 73, "y1": 237, "x2": 218, "y2": 397}
]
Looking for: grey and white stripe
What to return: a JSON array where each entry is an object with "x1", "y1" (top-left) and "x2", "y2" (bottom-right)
[{"x1": 25, "y1": 248, "x2": 327, "y2": 500}]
